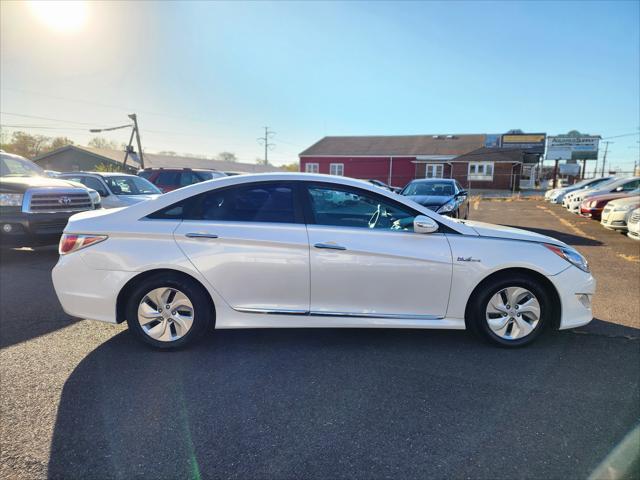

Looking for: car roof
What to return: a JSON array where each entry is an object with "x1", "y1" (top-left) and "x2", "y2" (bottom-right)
[
  {"x1": 408, "y1": 178, "x2": 455, "y2": 183},
  {"x1": 60, "y1": 171, "x2": 136, "y2": 178},
  {"x1": 142, "y1": 168, "x2": 219, "y2": 172}
]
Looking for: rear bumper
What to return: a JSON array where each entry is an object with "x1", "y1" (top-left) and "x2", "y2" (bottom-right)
[
  {"x1": 52, "y1": 253, "x2": 137, "y2": 323},
  {"x1": 549, "y1": 266, "x2": 596, "y2": 330}
]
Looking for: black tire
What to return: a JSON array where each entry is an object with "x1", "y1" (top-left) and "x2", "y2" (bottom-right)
[
  {"x1": 467, "y1": 273, "x2": 553, "y2": 348},
  {"x1": 125, "y1": 272, "x2": 214, "y2": 349}
]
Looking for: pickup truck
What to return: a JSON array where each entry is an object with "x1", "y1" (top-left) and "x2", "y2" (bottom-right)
[{"x1": 1, "y1": 151, "x2": 101, "y2": 247}]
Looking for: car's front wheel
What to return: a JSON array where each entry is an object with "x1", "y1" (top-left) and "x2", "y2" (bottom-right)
[
  {"x1": 125, "y1": 273, "x2": 213, "y2": 349},
  {"x1": 467, "y1": 274, "x2": 553, "y2": 347}
]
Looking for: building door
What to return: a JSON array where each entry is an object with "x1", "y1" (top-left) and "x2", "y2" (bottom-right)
[{"x1": 426, "y1": 164, "x2": 444, "y2": 178}]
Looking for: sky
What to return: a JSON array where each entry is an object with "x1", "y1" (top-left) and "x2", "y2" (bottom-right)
[{"x1": 1, "y1": 0, "x2": 639, "y2": 169}]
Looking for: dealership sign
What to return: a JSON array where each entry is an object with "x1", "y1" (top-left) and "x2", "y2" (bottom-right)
[
  {"x1": 546, "y1": 136, "x2": 600, "y2": 160},
  {"x1": 501, "y1": 133, "x2": 546, "y2": 153}
]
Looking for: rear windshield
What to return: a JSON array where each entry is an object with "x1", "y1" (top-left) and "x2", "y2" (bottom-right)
[
  {"x1": 104, "y1": 176, "x2": 161, "y2": 195},
  {"x1": 402, "y1": 181, "x2": 454, "y2": 196}
]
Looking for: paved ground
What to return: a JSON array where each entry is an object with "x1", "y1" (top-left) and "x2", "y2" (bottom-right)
[{"x1": 1, "y1": 199, "x2": 639, "y2": 480}]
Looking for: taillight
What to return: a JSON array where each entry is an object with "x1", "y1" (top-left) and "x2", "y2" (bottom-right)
[{"x1": 59, "y1": 234, "x2": 108, "y2": 255}]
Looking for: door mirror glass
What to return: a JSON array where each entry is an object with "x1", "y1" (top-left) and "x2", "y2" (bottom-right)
[
  {"x1": 414, "y1": 215, "x2": 438, "y2": 234},
  {"x1": 457, "y1": 189, "x2": 468, "y2": 197}
]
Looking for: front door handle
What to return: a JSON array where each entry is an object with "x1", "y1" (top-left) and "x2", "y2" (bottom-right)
[
  {"x1": 185, "y1": 233, "x2": 219, "y2": 239},
  {"x1": 314, "y1": 242, "x2": 346, "y2": 251}
]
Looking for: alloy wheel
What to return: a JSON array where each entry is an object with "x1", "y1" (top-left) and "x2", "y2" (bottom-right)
[
  {"x1": 485, "y1": 287, "x2": 541, "y2": 340},
  {"x1": 137, "y1": 287, "x2": 195, "y2": 342}
]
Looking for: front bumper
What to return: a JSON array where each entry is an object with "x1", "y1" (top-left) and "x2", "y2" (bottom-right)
[
  {"x1": 549, "y1": 266, "x2": 596, "y2": 330},
  {"x1": 0, "y1": 210, "x2": 77, "y2": 247},
  {"x1": 601, "y1": 209, "x2": 630, "y2": 230}
]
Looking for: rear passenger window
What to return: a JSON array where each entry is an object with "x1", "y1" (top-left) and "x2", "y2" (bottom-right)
[
  {"x1": 189, "y1": 183, "x2": 297, "y2": 223},
  {"x1": 157, "y1": 172, "x2": 178, "y2": 185}
]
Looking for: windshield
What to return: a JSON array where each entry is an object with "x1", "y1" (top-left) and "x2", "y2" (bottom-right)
[
  {"x1": 0, "y1": 154, "x2": 44, "y2": 177},
  {"x1": 104, "y1": 176, "x2": 161, "y2": 195},
  {"x1": 402, "y1": 181, "x2": 454, "y2": 196}
]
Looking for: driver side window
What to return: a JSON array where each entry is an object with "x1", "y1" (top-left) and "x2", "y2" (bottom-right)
[{"x1": 307, "y1": 185, "x2": 416, "y2": 231}]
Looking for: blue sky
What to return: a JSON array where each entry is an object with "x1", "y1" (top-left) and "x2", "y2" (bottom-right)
[{"x1": 1, "y1": 1, "x2": 638, "y2": 168}]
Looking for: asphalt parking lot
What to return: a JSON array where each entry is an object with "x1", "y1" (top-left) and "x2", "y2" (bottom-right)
[{"x1": 1, "y1": 199, "x2": 639, "y2": 480}]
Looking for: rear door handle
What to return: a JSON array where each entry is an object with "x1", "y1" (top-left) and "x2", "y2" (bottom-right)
[
  {"x1": 185, "y1": 233, "x2": 219, "y2": 239},
  {"x1": 314, "y1": 243, "x2": 346, "y2": 251}
]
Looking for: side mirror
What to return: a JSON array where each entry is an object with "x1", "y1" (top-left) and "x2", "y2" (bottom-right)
[
  {"x1": 615, "y1": 186, "x2": 624, "y2": 192},
  {"x1": 457, "y1": 190, "x2": 468, "y2": 197},
  {"x1": 414, "y1": 215, "x2": 439, "y2": 234}
]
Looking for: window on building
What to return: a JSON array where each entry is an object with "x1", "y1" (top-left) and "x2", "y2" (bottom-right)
[
  {"x1": 305, "y1": 163, "x2": 319, "y2": 173},
  {"x1": 425, "y1": 164, "x2": 444, "y2": 179},
  {"x1": 468, "y1": 162, "x2": 494, "y2": 181},
  {"x1": 329, "y1": 163, "x2": 344, "y2": 176}
]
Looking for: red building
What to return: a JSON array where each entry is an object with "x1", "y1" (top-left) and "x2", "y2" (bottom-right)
[{"x1": 299, "y1": 134, "x2": 536, "y2": 191}]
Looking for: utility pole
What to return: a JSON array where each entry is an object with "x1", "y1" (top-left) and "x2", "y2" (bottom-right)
[
  {"x1": 257, "y1": 127, "x2": 275, "y2": 165},
  {"x1": 90, "y1": 113, "x2": 145, "y2": 170},
  {"x1": 600, "y1": 141, "x2": 612, "y2": 176},
  {"x1": 128, "y1": 114, "x2": 144, "y2": 169}
]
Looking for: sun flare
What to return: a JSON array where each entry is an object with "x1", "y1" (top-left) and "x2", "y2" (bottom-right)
[{"x1": 28, "y1": 1, "x2": 88, "y2": 33}]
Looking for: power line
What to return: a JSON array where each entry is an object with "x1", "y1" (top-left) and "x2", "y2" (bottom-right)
[{"x1": 0, "y1": 111, "x2": 111, "y2": 127}]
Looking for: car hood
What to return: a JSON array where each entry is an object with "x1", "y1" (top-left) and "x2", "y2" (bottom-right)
[
  {"x1": 606, "y1": 195, "x2": 640, "y2": 207},
  {"x1": 583, "y1": 192, "x2": 632, "y2": 203},
  {"x1": 0, "y1": 176, "x2": 87, "y2": 193},
  {"x1": 116, "y1": 194, "x2": 161, "y2": 204},
  {"x1": 459, "y1": 220, "x2": 566, "y2": 247},
  {"x1": 405, "y1": 194, "x2": 453, "y2": 207}
]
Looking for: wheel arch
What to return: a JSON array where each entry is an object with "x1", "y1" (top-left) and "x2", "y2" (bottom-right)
[
  {"x1": 464, "y1": 267, "x2": 562, "y2": 330},
  {"x1": 116, "y1": 268, "x2": 216, "y2": 325}
]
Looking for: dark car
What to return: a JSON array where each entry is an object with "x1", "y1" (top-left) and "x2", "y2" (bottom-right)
[
  {"x1": 1, "y1": 151, "x2": 100, "y2": 247},
  {"x1": 138, "y1": 168, "x2": 226, "y2": 193},
  {"x1": 400, "y1": 178, "x2": 469, "y2": 218}
]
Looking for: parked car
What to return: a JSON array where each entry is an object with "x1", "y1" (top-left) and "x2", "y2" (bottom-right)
[
  {"x1": 579, "y1": 189, "x2": 640, "y2": 220},
  {"x1": 52, "y1": 173, "x2": 594, "y2": 350},
  {"x1": 545, "y1": 176, "x2": 615, "y2": 204},
  {"x1": 626, "y1": 208, "x2": 640, "y2": 240},
  {"x1": 600, "y1": 195, "x2": 640, "y2": 231},
  {"x1": 138, "y1": 168, "x2": 226, "y2": 193},
  {"x1": 366, "y1": 179, "x2": 401, "y2": 193},
  {"x1": 562, "y1": 177, "x2": 620, "y2": 208},
  {"x1": 0, "y1": 151, "x2": 101, "y2": 247},
  {"x1": 565, "y1": 177, "x2": 640, "y2": 213},
  {"x1": 400, "y1": 178, "x2": 469, "y2": 218},
  {"x1": 58, "y1": 172, "x2": 162, "y2": 208}
]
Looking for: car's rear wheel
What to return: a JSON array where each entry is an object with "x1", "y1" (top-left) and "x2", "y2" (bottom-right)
[
  {"x1": 467, "y1": 274, "x2": 552, "y2": 347},
  {"x1": 125, "y1": 273, "x2": 213, "y2": 349}
]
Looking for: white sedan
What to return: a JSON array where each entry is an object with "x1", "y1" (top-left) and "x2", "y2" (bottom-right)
[{"x1": 52, "y1": 173, "x2": 595, "y2": 349}]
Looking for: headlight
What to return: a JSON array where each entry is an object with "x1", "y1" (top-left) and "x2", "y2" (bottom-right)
[
  {"x1": 0, "y1": 193, "x2": 24, "y2": 207},
  {"x1": 437, "y1": 199, "x2": 456, "y2": 214},
  {"x1": 613, "y1": 204, "x2": 634, "y2": 212},
  {"x1": 544, "y1": 244, "x2": 590, "y2": 273},
  {"x1": 87, "y1": 189, "x2": 101, "y2": 205}
]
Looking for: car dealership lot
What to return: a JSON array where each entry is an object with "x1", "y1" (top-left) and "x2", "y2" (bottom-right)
[{"x1": 1, "y1": 199, "x2": 639, "y2": 479}]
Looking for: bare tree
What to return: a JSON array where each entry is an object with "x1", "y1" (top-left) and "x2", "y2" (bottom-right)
[
  {"x1": 88, "y1": 137, "x2": 119, "y2": 150},
  {"x1": 216, "y1": 151, "x2": 237, "y2": 163}
]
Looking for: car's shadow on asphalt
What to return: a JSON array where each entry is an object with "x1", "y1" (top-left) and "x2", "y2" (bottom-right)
[
  {"x1": 0, "y1": 246, "x2": 80, "y2": 348},
  {"x1": 502, "y1": 225, "x2": 603, "y2": 246},
  {"x1": 47, "y1": 324, "x2": 640, "y2": 480}
]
